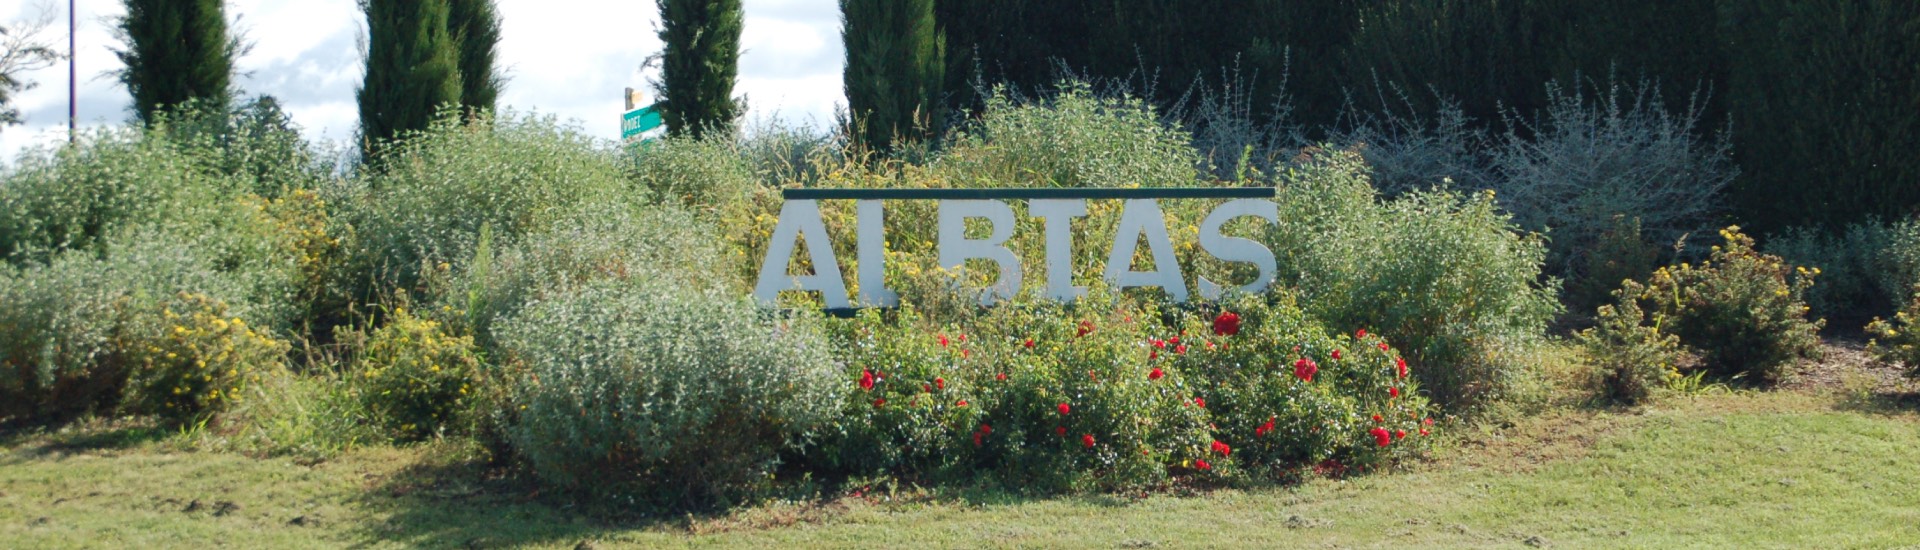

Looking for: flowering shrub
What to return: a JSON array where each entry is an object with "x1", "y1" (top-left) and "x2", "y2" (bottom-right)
[
  {"x1": 349, "y1": 307, "x2": 483, "y2": 441},
  {"x1": 496, "y1": 279, "x2": 843, "y2": 508},
  {"x1": 816, "y1": 307, "x2": 987, "y2": 479},
  {"x1": 1611, "y1": 227, "x2": 1823, "y2": 385},
  {"x1": 123, "y1": 293, "x2": 288, "y2": 422},
  {"x1": 1577, "y1": 285, "x2": 1686, "y2": 404},
  {"x1": 1867, "y1": 288, "x2": 1920, "y2": 376},
  {"x1": 1172, "y1": 294, "x2": 1434, "y2": 476}
]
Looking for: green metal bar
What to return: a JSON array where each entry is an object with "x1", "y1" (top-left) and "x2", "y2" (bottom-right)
[{"x1": 781, "y1": 187, "x2": 1277, "y2": 201}]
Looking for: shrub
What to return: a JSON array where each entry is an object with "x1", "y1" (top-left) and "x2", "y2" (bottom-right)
[
  {"x1": 1767, "y1": 219, "x2": 1920, "y2": 324},
  {"x1": 625, "y1": 135, "x2": 756, "y2": 215},
  {"x1": 1577, "y1": 285, "x2": 1686, "y2": 404},
  {"x1": 342, "y1": 111, "x2": 628, "y2": 301},
  {"x1": 1566, "y1": 215, "x2": 1662, "y2": 316},
  {"x1": 1867, "y1": 289, "x2": 1920, "y2": 377},
  {"x1": 496, "y1": 279, "x2": 843, "y2": 508},
  {"x1": 1171, "y1": 293, "x2": 1434, "y2": 476},
  {"x1": 1624, "y1": 227, "x2": 1823, "y2": 386},
  {"x1": 1328, "y1": 92, "x2": 1494, "y2": 196},
  {"x1": 0, "y1": 127, "x2": 230, "y2": 264},
  {"x1": 935, "y1": 83, "x2": 1202, "y2": 189},
  {"x1": 211, "y1": 364, "x2": 380, "y2": 459},
  {"x1": 1489, "y1": 80, "x2": 1733, "y2": 280},
  {"x1": 122, "y1": 292, "x2": 288, "y2": 422},
  {"x1": 1266, "y1": 148, "x2": 1560, "y2": 414},
  {"x1": 349, "y1": 307, "x2": 483, "y2": 441}
]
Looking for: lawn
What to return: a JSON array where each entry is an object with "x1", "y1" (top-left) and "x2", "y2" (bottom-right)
[{"x1": 4, "y1": 368, "x2": 1917, "y2": 549}]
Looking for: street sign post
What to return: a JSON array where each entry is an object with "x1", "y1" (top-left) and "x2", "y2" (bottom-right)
[{"x1": 622, "y1": 104, "x2": 663, "y2": 141}]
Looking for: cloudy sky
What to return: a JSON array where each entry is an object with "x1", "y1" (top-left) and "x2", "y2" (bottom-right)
[{"x1": 0, "y1": 0, "x2": 843, "y2": 159}]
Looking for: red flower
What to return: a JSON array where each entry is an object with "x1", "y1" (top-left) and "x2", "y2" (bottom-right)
[
  {"x1": 956, "y1": 400, "x2": 969, "y2": 407},
  {"x1": 1419, "y1": 428, "x2": 1430, "y2": 437},
  {"x1": 1389, "y1": 387, "x2": 1400, "y2": 398},
  {"x1": 1370, "y1": 427, "x2": 1392, "y2": 447},
  {"x1": 980, "y1": 424, "x2": 992, "y2": 435},
  {"x1": 1212, "y1": 311, "x2": 1242, "y2": 336},
  {"x1": 1169, "y1": 336, "x2": 1180, "y2": 345},
  {"x1": 1149, "y1": 350, "x2": 1159, "y2": 360},
  {"x1": 961, "y1": 349, "x2": 971, "y2": 359},
  {"x1": 1332, "y1": 349, "x2": 1343, "y2": 360},
  {"x1": 1423, "y1": 417, "x2": 1434, "y2": 426},
  {"x1": 1024, "y1": 338, "x2": 1036, "y2": 349},
  {"x1": 1211, "y1": 440, "x2": 1232, "y2": 456},
  {"x1": 1076, "y1": 320, "x2": 1095, "y2": 337},
  {"x1": 1378, "y1": 342, "x2": 1390, "y2": 352},
  {"x1": 1356, "y1": 329, "x2": 1368, "y2": 339},
  {"x1": 935, "y1": 377, "x2": 945, "y2": 390},
  {"x1": 1082, "y1": 434, "x2": 1096, "y2": 448},
  {"x1": 973, "y1": 433, "x2": 984, "y2": 446},
  {"x1": 958, "y1": 334, "x2": 967, "y2": 343},
  {"x1": 1175, "y1": 343, "x2": 1188, "y2": 354},
  {"x1": 1194, "y1": 397, "x2": 1207, "y2": 408},
  {"x1": 1396, "y1": 357, "x2": 1408, "y2": 379},
  {"x1": 859, "y1": 370, "x2": 876, "y2": 391},
  {"x1": 923, "y1": 383, "x2": 932, "y2": 393},
  {"x1": 1256, "y1": 418, "x2": 1276, "y2": 437},
  {"x1": 996, "y1": 372, "x2": 1008, "y2": 381},
  {"x1": 1088, "y1": 370, "x2": 1098, "y2": 381},
  {"x1": 1394, "y1": 429, "x2": 1407, "y2": 441},
  {"x1": 938, "y1": 334, "x2": 949, "y2": 347},
  {"x1": 1293, "y1": 358, "x2": 1318, "y2": 383},
  {"x1": 1056, "y1": 426, "x2": 1068, "y2": 437},
  {"x1": 1148, "y1": 367, "x2": 1165, "y2": 381},
  {"x1": 1372, "y1": 414, "x2": 1383, "y2": 423},
  {"x1": 1152, "y1": 339, "x2": 1167, "y2": 350},
  {"x1": 1195, "y1": 459, "x2": 1212, "y2": 470},
  {"x1": 1058, "y1": 403, "x2": 1071, "y2": 416},
  {"x1": 873, "y1": 398, "x2": 886, "y2": 408}
]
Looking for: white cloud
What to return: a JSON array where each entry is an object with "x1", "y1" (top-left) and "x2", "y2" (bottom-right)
[{"x1": 2, "y1": 0, "x2": 845, "y2": 161}]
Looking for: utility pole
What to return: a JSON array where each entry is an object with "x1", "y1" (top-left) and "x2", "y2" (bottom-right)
[{"x1": 68, "y1": 0, "x2": 76, "y2": 143}]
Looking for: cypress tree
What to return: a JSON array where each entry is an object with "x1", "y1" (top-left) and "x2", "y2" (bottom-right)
[
  {"x1": 448, "y1": 0, "x2": 504, "y2": 115},
  {"x1": 841, "y1": 0, "x2": 944, "y2": 152},
  {"x1": 655, "y1": 0, "x2": 743, "y2": 139},
  {"x1": 357, "y1": 0, "x2": 463, "y2": 151},
  {"x1": 113, "y1": 0, "x2": 239, "y2": 123}
]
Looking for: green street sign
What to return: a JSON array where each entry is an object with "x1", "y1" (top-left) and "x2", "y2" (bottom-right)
[{"x1": 622, "y1": 104, "x2": 663, "y2": 140}]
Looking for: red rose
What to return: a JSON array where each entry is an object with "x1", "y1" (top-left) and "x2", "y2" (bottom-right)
[
  {"x1": 1394, "y1": 429, "x2": 1407, "y2": 440},
  {"x1": 938, "y1": 334, "x2": 949, "y2": 347},
  {"x1": 996, "y1": 372, "x2": 1008, "y2": 381},
  {"x1": 1370, "y1": 427, "x2": 1392, "y2": 447},
  {"x1": 935, "y1": 377, "x2": 945, "y2": 390},
  {"x1": 1332, "y1": 349, "x2": 1343, "y2": 360},
  {"x1": 1378, "y1": 342, "x2": 1390, "y2": 351},
  {"x1": 1082, "y1": 434, "x2": 1096, "y2": 448},
  {"x1": 1153, "y1": 339, "x2": 1167, "y2": 350},
  {"x1": 1058, "y1": 403, "x2": 1071, "y2": 416},
  {"x1": 1169, "y1": 336, "x2": 1180, "y2": 345},
  {"x1": 1257, "y1": 418, "x2": 1276, "y2": 437},
  {"x1": 1148, "y1": 367, "x2": 1165, "y2": 381},
  {"x1": 1396, "y1": 357, "x2": 1408, "y2": 379},
  {"x1": 961, "y1": 349, "x2": 971, "y2": 359},
  {"x1": 859, "y1": 370, "x2": 876, "y2": 391},
  {"x1": 1372, "y1": 414, "x2": 1383, "y2": 423},
  {"x1": 1356, "y1": 329, "x2": 1368, "y2": 339},
  {"x1": 1293, "y1": 358, "x2": 1318, "y2": 383},
  {"x1": 1423, "y1": 417, "x2": 1434, "y2": 426},
  {"x1": 1212, "y1": 311, "x2": 1242, "y2": 336},
  {"x1": 1056, "y1": 426, "x2": 1068, "y2": 437},
  {"x1": 1196, "y1": 459, "x2": 1212, "y2": 470},
  {"x1": 1175, "y1": 343, "x2": 1188, "y2": 354},
  {"x1": 980, "y1": 424, "x2": 992, "y2": 435},
  {"x1": 1024, "y1": 338, "x2": 1035, "y2": 349},
  {"x1": 956, "y1": 400, "x2": 969, "y2": 407},
  {"x1": 1149, "y1": 350, "x2": 1159, "y2": 360},
  {"x1": 959, "y1": 334, "x2": 967, "y2": 343},
  {"x1": 1211, "y1": 440, "x2": 1231, "y2": 456},
  {"x1": 1194, "y1": 397, "x2": 1206, "y2": 408},
  {"x1": 973, "y1": 432, "x2": 983, "y2": 446},
  {"x1": 923, "y1": 383, "x2": 932, "y2": 393},
  {"x1": 873, "y1": 398, "x2": 886, "y2": 408},
  {"x1": 1419, "y1": 428, "x2": 1430, "y2": 437},
  {"x1": 1389, "y1": 387, "x2": 1400, "y2": 398},
  {"x1": 1076, "y1": 320, "x2": 1095, "y2": 337}
]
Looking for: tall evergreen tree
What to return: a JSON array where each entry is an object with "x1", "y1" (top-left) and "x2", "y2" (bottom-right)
[
  {"x1": 655, "y1": 0, "x2": 742, "y2": 139},
  {"x1": 447, "y1": 0, "x2": 503, "y2": 115},
  {"x1": 357, "y1": 0, "x2": 462, "y2": 151},
  {"x1": 113, "y1": 0, "x2": 240, "y2": 123},
  {"x1": 841, "y1": 0, "x2": 943, "y2": 152}
]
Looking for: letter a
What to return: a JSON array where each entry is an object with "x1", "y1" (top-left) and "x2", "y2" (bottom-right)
[
  {"x1": 753, "y1": 200, "x2": 851, "y2": 308},
  {"x1": 1105, "y1": 199, "x2": 1188, "y2": 302}
]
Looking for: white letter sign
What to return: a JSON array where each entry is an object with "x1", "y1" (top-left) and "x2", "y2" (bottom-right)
[
  {"x1": 1105, "y1": 199, "x2": 1188, "y2": 301},
  {"x1": 1196, "y1": 198, "x2": 1279, "y2": 299},
  {"x1": 938, "y1": 200, "x2": 1023, "y2": 305},
  {"x1": 753, "y1": 199, "x2": 851, "y2": 308}
]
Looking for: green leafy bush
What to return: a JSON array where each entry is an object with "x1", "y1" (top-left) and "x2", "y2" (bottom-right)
[
  {"x1": 349, "y1": 307, "x2": 482, "y2": 441},
  {"x1": 626, "y1": 135, "x2": 756, "y2": 213},
  {"x1": 0, "y1": 128, "x2": 230, "y2": 264},
  {"x1": 1266, "y1": 148, "x2": 1560, "y2": 414},
  {"x1": 1866, "y1": 288, "x2": 1920, "y2": 376},
  {"x1": 341, "y1": 112, "x2": 629, "y2": 301},
  {"x1": 496, "y1": 279, "x2": 843, "y2": 508},
  {"x1": 935, "y1": 83, "x2": 1201, "y2": 188},
  {"x1": 1767, "y1": 219, "x2": 1920, "y2": 323},
  {"x1": 1620, "y1": 227, "x2": 1823, "y2": 386}
]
